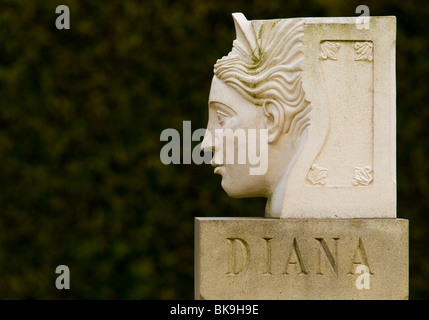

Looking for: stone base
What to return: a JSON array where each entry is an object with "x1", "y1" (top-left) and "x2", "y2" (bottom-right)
[{"x1": 195, "y1": 218, "x2": 408, "y2": 300}]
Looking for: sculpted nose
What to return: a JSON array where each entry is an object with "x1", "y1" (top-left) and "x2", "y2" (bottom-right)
[{"x1": 201, "y1": 129, "x2": 214, "y2": 152}]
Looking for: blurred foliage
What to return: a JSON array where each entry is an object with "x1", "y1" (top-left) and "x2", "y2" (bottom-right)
[{"x1": 0, "y1": 0, "x2": 427, "y2": 299}]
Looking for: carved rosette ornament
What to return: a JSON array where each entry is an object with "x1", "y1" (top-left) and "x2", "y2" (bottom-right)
[
  {"x1": 353, "y1": 166, "x2": 373, "y2": 186},
  {"x1": 307, "y1": 164, "x2": 328, "y2": 185},
  {"x1": 319, "y1": 41, "x2": 341, "y2": 60},
  {"x1": 354, "y1": 41, "x2": 373, "y2": 62}
]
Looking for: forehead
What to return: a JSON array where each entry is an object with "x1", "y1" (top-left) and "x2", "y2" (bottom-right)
[{"x1": 209, "y1": 76, "x2": 250, "y2": 108}]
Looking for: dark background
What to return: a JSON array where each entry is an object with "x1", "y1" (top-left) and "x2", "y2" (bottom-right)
[{"x1": 0, "y1": 0, "x2": 427, "y2": 299}]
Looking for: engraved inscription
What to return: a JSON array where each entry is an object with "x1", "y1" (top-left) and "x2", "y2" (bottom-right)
[
  {"x1": 354, "y1": 41, "x2": 373, "y2": 62},
  {"x1": 353, "y1": 166, "x2": 373, "y2": 186},
  {"x1": 348, "y1": 238, "x2": 373, "y2": 274},
  {"x1": 319, "y1": 41, "x2": 341, "y2": 60},
  {"x1": 284, "y1": 238, "x2": 308, "y2": 275},
  {"x1": 225, "y1": 237, "x2": 372, "y2": 276},
  {"x1": 226, "y1": 238, "x2": 250, "y2": 275},
  {"x1": 307, "y1": 164, "x2": 328, "y2": 185},
  {"x1": 263, "y1": 237, "x2": 273, "y2": 275},
  {"x1": 315, "y1": 238, "x2": 339, "y2": 276}
]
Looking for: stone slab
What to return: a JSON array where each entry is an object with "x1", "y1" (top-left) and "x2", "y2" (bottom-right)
[
  {"x1": 195, "y1": 218, "x2": 408, "y2": 300},
  {"x1": 203, "y1": 15, "x2": 397, "y2": 219},
  {"x1": 282, "y1": 16, "x2": 397, "y2": 219}
]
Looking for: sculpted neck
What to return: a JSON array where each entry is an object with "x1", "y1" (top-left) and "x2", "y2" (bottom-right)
[{"x1": 265, "y1": 130, "x2": 308, "y2": 218}]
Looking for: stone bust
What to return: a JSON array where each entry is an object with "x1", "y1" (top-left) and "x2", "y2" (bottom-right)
[{"x1": 201, "y1": 13, "x2": 311, "y2": 218}]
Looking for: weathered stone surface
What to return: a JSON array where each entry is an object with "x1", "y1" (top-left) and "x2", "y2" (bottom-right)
[
  {"x1": 202, "y1": 15, "x2": 397, "y2": 219},
  {"x1": 195, "y1": 218, "x2": 408, "y2": 300},
  {"x1": 283, "y1": 16, "x2": 397, "y2": 219}
]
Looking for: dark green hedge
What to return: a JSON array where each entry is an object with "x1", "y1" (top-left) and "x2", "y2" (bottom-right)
[{"x1": 0, "y1": 0, "x2": 427, "y2": 299}]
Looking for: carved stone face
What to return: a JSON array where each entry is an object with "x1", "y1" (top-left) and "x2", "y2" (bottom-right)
[
  {"x1": 202, "y1": 13, "x2": 311, "y2": 217},
  {"x1": 201, "y1": 76, "x2": 269, "y2": 198}
]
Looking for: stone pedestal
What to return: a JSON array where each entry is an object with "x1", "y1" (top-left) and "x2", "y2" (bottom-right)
[{"x1": 195, "y1": 218, "x2": 408, "y2": 300}]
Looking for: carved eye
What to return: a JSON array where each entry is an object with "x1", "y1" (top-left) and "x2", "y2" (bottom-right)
[{"x1": 216, "y1": 110, "x2": 228, "y2": 126}]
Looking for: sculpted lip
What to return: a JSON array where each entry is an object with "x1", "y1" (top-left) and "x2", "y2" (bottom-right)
[
  {"x1": 212, "y1": 160, "x2": 224, "y2": 172},
  {"x1": 214, "y1": 166, "x2": 223, "y2": 174},
  {"x1": 211, "y1": 159, "x2": 224, "y2": 174}
]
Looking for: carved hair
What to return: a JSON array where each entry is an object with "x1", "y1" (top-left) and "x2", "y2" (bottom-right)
[{"x1": 214, "y1": 13, "x2": 311, "y2": 143}]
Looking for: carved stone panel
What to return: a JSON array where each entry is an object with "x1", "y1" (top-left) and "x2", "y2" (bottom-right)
[
  {"x1": 205, "y1": 15, "x2": 397, "y2": 218},
  {"x1": 313, "y1": 40, "x2": 374, "y2": 187},
  {"x1": 282, "y1": 17, "x2": 396, "y2": 218},
  {"x1": 195, "y1": 218, "x2": 408, "y2": 300}
]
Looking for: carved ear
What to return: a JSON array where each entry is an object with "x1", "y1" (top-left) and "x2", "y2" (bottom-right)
[{"x1": 263, "y1": 100, "x2": 285, "y2": 143}]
